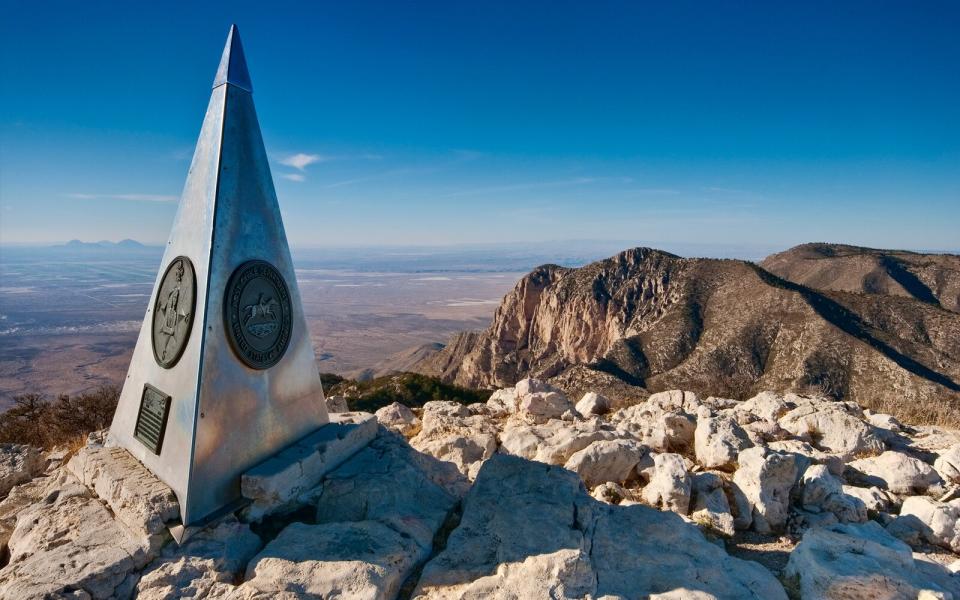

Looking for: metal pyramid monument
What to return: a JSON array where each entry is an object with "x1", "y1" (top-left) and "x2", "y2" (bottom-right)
[{"x1": 109, "y1": 25, "x2": 328, "y2": 526}]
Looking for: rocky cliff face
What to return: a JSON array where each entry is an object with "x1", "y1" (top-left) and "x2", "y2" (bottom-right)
[{"x1": 416, "y1": 247, "x2": 960, "y2": 424}]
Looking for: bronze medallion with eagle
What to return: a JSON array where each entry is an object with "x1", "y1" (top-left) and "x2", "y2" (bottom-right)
[{"x1": 223, "y1": 259, "x2": 292, "y2": 369}]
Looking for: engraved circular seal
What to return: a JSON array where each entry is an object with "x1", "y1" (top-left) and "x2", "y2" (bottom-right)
[
  {"x1": 224, "y1": 260, "x2": 292, "y2": 370},
  {"x1": 151, "y1": 256, "x2": 196, "y2": 369}
]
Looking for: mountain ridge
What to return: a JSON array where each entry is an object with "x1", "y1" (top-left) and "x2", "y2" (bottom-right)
[{"x1": 413, "y1": 245, "x2": 960, "y2": 424}]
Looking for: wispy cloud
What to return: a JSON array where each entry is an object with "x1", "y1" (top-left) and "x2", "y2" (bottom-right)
[
  {"x1": 279, "y1": 153, "x2": 326, "y2": 171},
  {"x1": 323, "y1": 167, "x2": 438, "y2": 189},
  {"x1": 64, "y1": 193, "x2": 177, "y2": 203},
  {"x1": 281, "y1": 173, "x2": 306, "y2": 182}
]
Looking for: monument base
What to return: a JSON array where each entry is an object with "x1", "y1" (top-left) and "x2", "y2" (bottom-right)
[
  {"x1": 66, "y1": 445, "x2": 180, "y2": 551},
  {"x1": 240, "y1": 412, "x2": 377, "y2": 522}
]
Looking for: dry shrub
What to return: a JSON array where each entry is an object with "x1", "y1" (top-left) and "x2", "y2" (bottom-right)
[{"x1": 0, "y1": 386, "x2": 119, "y2": 449}]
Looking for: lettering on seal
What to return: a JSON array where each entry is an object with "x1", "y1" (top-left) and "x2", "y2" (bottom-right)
[{"x1": 223, "y1": 259, "x2": 293, "y2": 370}]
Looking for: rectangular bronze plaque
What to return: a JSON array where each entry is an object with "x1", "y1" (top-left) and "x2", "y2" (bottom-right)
[{"x1": 135, "y1": 384, "x2": 171, "y2": 455}]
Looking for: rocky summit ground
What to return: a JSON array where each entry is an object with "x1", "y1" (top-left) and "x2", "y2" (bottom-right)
[{"x1": 4, "y1": 382, "x2": 960, "y2": 599}]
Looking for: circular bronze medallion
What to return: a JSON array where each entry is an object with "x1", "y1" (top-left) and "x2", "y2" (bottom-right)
[
  {"x1": 224, "y1": 260, "x2": 293, "y2": 370},
  {"x1": 151, "y1": 256, "x2": 196, "y2": 369}
]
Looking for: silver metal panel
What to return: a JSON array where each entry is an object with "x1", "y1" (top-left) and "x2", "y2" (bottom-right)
[
  {"x1": 188, "y1": 82, "x2": 327, "y2": 523},
  {"x1": 108, "y1": 25, "x2": 328, "y2": 526}
]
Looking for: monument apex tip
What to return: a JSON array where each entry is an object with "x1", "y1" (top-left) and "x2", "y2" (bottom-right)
[{"x1": 213, "y1": 24, "x2": 252, "y2": 93}]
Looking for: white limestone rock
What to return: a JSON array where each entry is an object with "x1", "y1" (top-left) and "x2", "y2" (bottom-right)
[
  {"x1": 500, "y1": 419, "x2": 618, "y2": 465},
  {"x1": 641, "y1": 453, "x2": 692, "y2": 515},
  {"x1": 411, "y1": 453, "x2": 787, "y2": 599},
  {"x1": 575, "y1": 391, "x2": 610, "y2": 416},
  {"x1": 799, "y1": 464, "x2": 867, "y2": 523},
  {"x1": 610, "y1": 403, "x2": 696, "y2": 453},
  {"x1": 519, "y1": 391, "x2": 575, "y2": 422},
  {"x1": 564, "y1": 438, "x2": 650, "y2": 488},
  {"x1": 645, "y1": 390, "x2": 703, "y2": 414},
  {"x1": 591, "y1": 481, "x2": 629, "y2": 505},
  {"x1": 734, "y1": 391, "x2": 790, "y2": 423},
  {"x1": 785, "y1": 521, "x2": 955, "y2": 599},
  {"x1": 899, "y1": 495, "x2": 960, "y2": 553},
  {"x1": 690, "y1": 472, "x2": 735, "y2": 536},
  {"x1": 842, "y1": 485, "x2": 895, "y2": 514},
  {"x1": 694, "y1": 416, "x2": 752, "y2": 470},
  {"x1": 374, "y1": 401, "x2": 420, "y2": 436},
  {"x1": 867, "y1": 412, "x2": 904, "y2": 434},
  {"x1": 410, "y1": 401, "x2": 498, "y2": 478},
  {"x1": 0, "y1": 443, "x2": 44, "y2": 499},
  {"x1": 935, "y1": 444, "x2": 960, "y2": 484},
  {"x1": 236, "y1": 520, "x2": 424, "y2": 600},
  {"x1": 312, "y1": 433, "x2": 460, "y2": 551},
  {"x1": 847, "y1": 450, "x2": 943, "y2": 495},
  {"x1": 778, "y1": 399, "x2": 885, "y2": 461},
  {"x1": 767, "y1": 439, "x2": 845, "y2": 476},
  {"x1": 66, "y1": 445, "x2": 179, "y2": 543},
  {"x1": 732, "y1": 447, "x2": 798, "y2": 534},
  {"x1": 136, "y1": 516, "x2": 262, "y2": 600},
  {"x1": 0, "y1": 472, "x2": 155, "y2": 600},
  {"x1": 0, "y1": 469, "x2": 53, "y2": 551},
  {"x1": 486, "y1": 387, "x2": 518, "y2": 414}
]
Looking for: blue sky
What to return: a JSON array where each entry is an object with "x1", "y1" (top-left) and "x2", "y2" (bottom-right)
[{"x1": 1, "y1": 1, "x2": 958, "y2": 251}]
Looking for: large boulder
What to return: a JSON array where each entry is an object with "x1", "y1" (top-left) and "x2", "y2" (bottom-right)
[
  {"x1": 515, "y1": 379, "x2": 575, "y2": 422},
  {"x1": 847, "y1": 451, "x2": 943, "y2": 495},
  {"x1": 374, "y1": 402, "x2": 420, "y2": 437},
  {"x1": 899, "y1": 495, "x2": 960, "y2": 553},
  {"x1": 732, "y1": 447, "x2": 798, "y2": 534},
  {"x1": 411, "y1": 453, "x2": 787, "y2": 599},
  {"x1": 778, "y1": 400, "x2": 885, "y2": 461},
  {"x1": 500, "y1": 419, "x2": 618, "y2": 465},
  {"x1": 0, "y1": 444, "x2": 44, "y2": 499},
  {"x1": 563, "y1": 439, "x2": 650, "y2": 488},
  {"x1": 641, "y1": 453, "x2": 692, "y2": 515},
  {"x1": 799, "y1": 464, "x2": 867, "y2": 523},
  {"x1": 690, "y1": 472, "x2": 736, "y2": 536},
  {"x1": 842, "y1": 485, "x2": 895, "y2": 515},
  {"x1": 610, "y1": 403, "x2": 696, "y2": 453},
  {"x1": 237, "y1": 520, "x2": 424, "y2": 600},
  {"x1": 411, "y1": 401, "x2": 499, "y2": 478},
  {"x1": 312, "y1": 433, "x2": 461, "y2": 551},
  {"x1": 935, "y1": 444, "x2": 960, "y2": 484},
  {"x1": 785, "y1": 521, "x2": 956, "y2": 599},
  {"x1": 136, "y1": 517, "x2": 261, "y2": 600},
  {"x1": 694, "y1": 416, "x2": 752, "y2": 470},
  {"x1": 767, "y1": 439, "x2": 844, "y2": 476},
  {"x1": 575, "y1": 392, "x2": 610, "y2": 416},
  {"x1": 487, "y1": 387, "x2": 518, "y2": 414},
  {"x1": 646, "y1": 390, "x2": 703, "y2": 414},
  {"x1": 733, "y1": 391, "x2": 790, "y2": 423},
  {"x1": 0, "y1": 471, "x2": 156, "y2": 599}
]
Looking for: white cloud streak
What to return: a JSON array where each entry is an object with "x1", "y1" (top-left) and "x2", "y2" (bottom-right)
[
  {"x1": 281, "y1": 173, "x2": 306, "y2": 182},
  {"x1": 279, "y1": 153, "x2": 326, "y2": 170}
]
